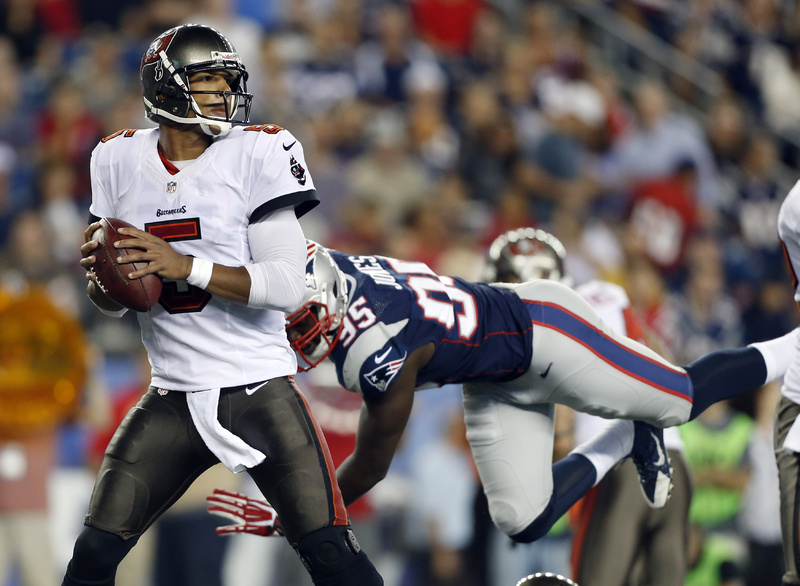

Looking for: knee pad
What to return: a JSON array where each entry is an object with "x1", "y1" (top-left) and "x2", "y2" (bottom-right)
[{"x1": 295, "y1": 525, "x2": 383, "y2": 586}]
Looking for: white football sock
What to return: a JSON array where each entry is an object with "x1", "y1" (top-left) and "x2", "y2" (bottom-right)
[
  {"x1": 749, "y1": 327, "x2": 799, "y2": 383},
  {"x1": 571, "y1": 419, "x2": 634, "y2": 486}
]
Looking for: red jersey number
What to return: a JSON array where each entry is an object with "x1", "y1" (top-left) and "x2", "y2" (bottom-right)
[{"x1": 144, "y1": 218, "x2": 211, "y2": 314}]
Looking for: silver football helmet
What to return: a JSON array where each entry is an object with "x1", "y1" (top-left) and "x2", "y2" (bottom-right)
[
  {"x1": 286, "y1": 241, "x2": 350, "y2": 371},
  {"x1": 140, "y1": 24, "x2": 253, "y2": 137},
  {"x1": 516, "y1": 573, "x2": 579, "y2": 586},
  {"x1": 484, "y1": 227, "x2": 568, "y2": 284}
]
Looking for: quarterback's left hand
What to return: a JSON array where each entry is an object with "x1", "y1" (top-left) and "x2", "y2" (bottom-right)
[{"x1": 206, "y1": 488, "x2": 284, "y2": 537}]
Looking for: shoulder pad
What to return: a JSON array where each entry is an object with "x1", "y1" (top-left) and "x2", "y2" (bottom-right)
[{"x1": 341, "y1": 319, "x2": 408, "y2": 396}]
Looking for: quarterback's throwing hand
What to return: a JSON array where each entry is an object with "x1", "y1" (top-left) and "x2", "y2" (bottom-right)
[{"x1": 206, "y1": 488, "x2": 284, "y2": 537}]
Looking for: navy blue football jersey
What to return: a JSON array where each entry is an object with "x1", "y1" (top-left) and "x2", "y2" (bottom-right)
[{"x1": 328, "y1": 251, "x2": 533, "y2": 399}]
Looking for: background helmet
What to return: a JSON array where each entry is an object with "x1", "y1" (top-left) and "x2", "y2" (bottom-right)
[
  {"x1": 516, "y1": 573, "x2": 579, "y2": 586},
  {"x1": 286, "y1": 241, "x2": 350, "y2": 371},
  {"x1": 484, "y1": 227, "x2": 568, "y2": 284},
  {"x1": 140, "y1": 24, "x2": 253, "y2": 136}
]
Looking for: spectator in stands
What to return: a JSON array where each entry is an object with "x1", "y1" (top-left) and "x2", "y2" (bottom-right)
[
  {"x1": 411, "y1": 0, "x2": 486, "y2": 58},
  {"x1": 354, "y1": 3, "x2": 445, "y2": 106},
  {"x1": 98, "y1": 86, "x2": 152, "y2": 135},
  {"x1": 34, "y1": 79, "x2": 104, "y2": 204},
  {"x1": 286, "y1": 16, "x2": 359, "y2": 114},
  {"x1": 37, "y1": 161, "x2": 83, "y2": 267},
  {"x1": 529, "y1": 75, "x2": 605, "y2": 217},
  {"x1": 499, "y1": 39, "x2": 548, "y2": 157},
  {"x1": 456, "y1": 80, "x2": 520, "y2": 205},
  {"x1": 0, "y1": 0, "x2": 47, "y2": 63},
  {"x1": 347, "y1": 108, "x2": 433, "y2": 230},
  {"x1": 670, "y1": 257, "x2": 743, "y2": 361},
  {"x1": 705, "y1": 95, "x2": 749, "y2": 184},
  {"x1": 624, "y1": 158, "x2": 701, "y2": 284},
  {"x1": 406, "y1": 69, "x2": 460, "y2": 178},
  {"x1": 719, "y1": 133, "x2": 784, "y2": 288},
  {"x1": 624, "y1": 256, "x2": 679, "y2": 349},
  {"x1": 610, "y1": 79, "x2": 721, "y2": 224},
  {"x1": 68, "y1": 28, "x2": 133, "y2": 116},
  {"x1": 459, "y1": 7, "x2": 506, "y2": 82},
  {"x1": 0, "y1": 38, "x2": 35, "y2": 149}
]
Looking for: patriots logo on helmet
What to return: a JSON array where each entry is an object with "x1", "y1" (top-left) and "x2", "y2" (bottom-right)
[
  {"x1": 364, "y1": 353, "x2": 406, "y2": 392},
  {"x1": 290, "y1": 155, "x2": 307, "y2": 186}
]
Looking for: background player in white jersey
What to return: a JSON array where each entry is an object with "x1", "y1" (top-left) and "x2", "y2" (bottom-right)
[
  {"x1": 65, "y1": 24, "x2": 383, "y2": 586},
  {"x1": 484, "y1": 228, "x2": 694, "y2": 586},
  {"x1": 773, "y1": 180, "x2": 800, "y2": 586},
  {"x1": 206, "y1": 239, "x2": 794, "y2": 553}
]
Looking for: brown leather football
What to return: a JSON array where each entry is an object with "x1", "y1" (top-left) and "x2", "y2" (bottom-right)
[{"x1": 90, "y1": 218, "x2": 162, "y2": 312}]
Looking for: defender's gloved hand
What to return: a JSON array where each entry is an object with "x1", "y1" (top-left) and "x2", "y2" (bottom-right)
[{"x1": 207, "y1": 488, "x2": 284, "y2": 537}]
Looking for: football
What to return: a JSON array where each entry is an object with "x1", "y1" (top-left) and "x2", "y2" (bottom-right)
[{"x1": 90, "y1": 217, "x2": 162, "y2": 312}]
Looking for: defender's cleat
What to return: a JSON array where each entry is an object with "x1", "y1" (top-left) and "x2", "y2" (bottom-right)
[{"x1": 630, "y1": 421, "x2": 673, "y2": 508}]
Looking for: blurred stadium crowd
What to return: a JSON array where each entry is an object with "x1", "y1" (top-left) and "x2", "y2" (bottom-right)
[{"x1": 1, "y1": 0, "x2": 800, "y2": 584}]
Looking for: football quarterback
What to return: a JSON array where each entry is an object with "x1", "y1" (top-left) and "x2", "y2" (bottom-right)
[{"x1": 66, "y1": 24, "x2": 382, "y2": 586}]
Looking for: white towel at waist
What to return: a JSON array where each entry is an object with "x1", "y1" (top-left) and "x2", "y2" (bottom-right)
[{"x1": 186, "y1": 388, "x2": 266, "y2": 473}]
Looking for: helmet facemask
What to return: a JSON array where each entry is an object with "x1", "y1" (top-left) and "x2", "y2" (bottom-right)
[
  {"x1": 285, "y1": 242, "x2": 349, "y2": 371},
  {"x1": 286, "y1": 302, "x2": 343, "y2": 371}
]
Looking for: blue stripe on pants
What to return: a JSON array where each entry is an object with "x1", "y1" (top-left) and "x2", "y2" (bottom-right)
[{"x1": 525, "y1": 300, "x2": 693, "y2": 402}]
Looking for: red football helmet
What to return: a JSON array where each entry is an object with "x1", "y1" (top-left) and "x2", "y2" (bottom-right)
[{"x1": 286, "y1": 241, "x2": 349, "y2": 371}]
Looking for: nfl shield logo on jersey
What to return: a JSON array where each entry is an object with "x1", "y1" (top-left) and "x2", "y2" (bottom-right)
[{"x1": 166, "y1": 181, "x2": 177, "y2": 194}]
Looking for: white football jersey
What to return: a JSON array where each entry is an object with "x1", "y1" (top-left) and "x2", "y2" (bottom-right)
[
  {"x1": 89, "y1": 125, "x2": 317, "y2": 391},
  {"x1": 573, "y1": 279, "x2": 684, "y2": 451},
  {"x1": 777, "y1": 180, "x2": 800, "y2": 404}
]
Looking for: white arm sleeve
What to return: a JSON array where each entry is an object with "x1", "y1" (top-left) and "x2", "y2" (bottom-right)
[{"x1": 245, "y1": 207, "x2": 306, "y2": 312}]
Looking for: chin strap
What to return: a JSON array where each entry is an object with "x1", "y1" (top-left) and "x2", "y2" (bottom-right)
[
  {"x1": 143, "y1": 96, "x2": 233, "y2": 137},
  {"x1": 200, "y1": 120, "x2": 230, "y2": 136}
]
